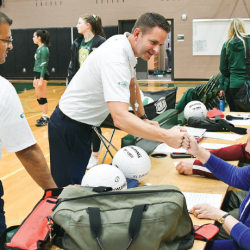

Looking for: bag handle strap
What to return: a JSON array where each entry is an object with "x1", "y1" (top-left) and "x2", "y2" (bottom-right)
[
  {"x1": 215, "y1": 116, "x2": 247, "y2": 135},
  {"x1": 88, "y1": 204, "x2": 147, "y2": 250},
  {"x1": 243, "y1": 37, "x2": 249, "y2": 80},
  {"x1": 92, "y1": 186, "x2": 113, "y2": 193}
]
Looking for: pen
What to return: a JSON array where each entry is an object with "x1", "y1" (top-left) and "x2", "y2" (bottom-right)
[{"x1": 173, "y1": 152, "x2": 192, "y2": 155}]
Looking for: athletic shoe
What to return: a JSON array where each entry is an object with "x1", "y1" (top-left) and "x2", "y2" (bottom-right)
[
  {"x1": 87, "y1": 156, "x2": 99, "y2": 170},
  {"x1": 36, "y1": 117, "x2": 43, "y2": 123},
  {"x1": 36, "y1": 116, "x2": 49, "y2": 123},
  {"x1": 36, "y1": 117, "x2": 49, "y2": 127}
]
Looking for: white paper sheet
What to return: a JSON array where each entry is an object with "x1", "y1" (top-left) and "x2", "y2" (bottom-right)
[
  {"x1": 200, "y1": 143, "x2": 232, "y2": 150},
  {"x1": 227, "y1": 120, "x2": 250, "y2": 126},
  {"x1": 182, "y1": 192, "x2": 223, "y2": 210},
  {"x1": 184, "y1": 127, "x2": 206, "y2": 138},
  {"x1": 153, "y1": 143, "x2": 187, "y2": 153},
  {"x1": 203, "y1": 132, "x2": 243, "y2": 141}
]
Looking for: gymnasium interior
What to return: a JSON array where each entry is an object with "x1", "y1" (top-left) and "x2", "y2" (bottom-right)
[{"x1": 1, "y1": 0, "x2": 250, "y2": 249}]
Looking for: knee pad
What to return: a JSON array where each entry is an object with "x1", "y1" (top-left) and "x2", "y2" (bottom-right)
[
  {"x1": 40, "y1": 98, "x2": 48, "y2": 105},
  {"x1": 37, "y1": 99, "x2": 41, "y2": 105}
]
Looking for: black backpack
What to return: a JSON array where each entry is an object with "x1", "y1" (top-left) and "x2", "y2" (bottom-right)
[{"x1": 187, "y1": 116, "x2": 247, "y2": 135}]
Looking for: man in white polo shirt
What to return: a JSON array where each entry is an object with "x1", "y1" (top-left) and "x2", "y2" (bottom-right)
[
  {"x1": 0, "y1": 12, "x2": 56, "y2": 236},
  {"x1": 49, "y1": 12, "x2": 187, "y2": 187}
]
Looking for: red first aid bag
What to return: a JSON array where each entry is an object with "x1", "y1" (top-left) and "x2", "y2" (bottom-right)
[
  {"x1": 5, "y1": 188, "x2": 62, "y2": 250},
  {"x1": 194, "y1": 224, "x2": 219, "y2": 241}
]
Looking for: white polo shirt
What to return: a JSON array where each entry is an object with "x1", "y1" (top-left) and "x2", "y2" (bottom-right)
[
  {"x1": 59, "y1": 33, "x2": 137, "y2": 126},
  {"x1": 0, "y1": 76, "x2": 36, "y2": 160}
]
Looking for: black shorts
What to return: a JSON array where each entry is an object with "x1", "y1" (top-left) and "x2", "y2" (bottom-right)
[{"x1": 34, "y1": 72, "x2": 49, "y2": 81}]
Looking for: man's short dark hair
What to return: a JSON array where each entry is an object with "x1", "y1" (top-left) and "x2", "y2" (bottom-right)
[
  {"x1": 0, "y1": 12, "x2": 12, "y2": 26},
  {"x1": 132, "y1": 12, "x2": 170, "y2": 35}
]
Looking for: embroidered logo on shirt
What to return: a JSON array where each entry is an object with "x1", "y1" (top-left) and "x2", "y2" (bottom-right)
[
  {"x1": 118, "y1": 81, "x2": 126, "y2": 86},
  {"x1": 20, "y1": 113, "x2": 25, "y2": 118}
]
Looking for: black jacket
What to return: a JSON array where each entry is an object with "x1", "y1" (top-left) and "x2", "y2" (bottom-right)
[{"x1": 66, "y1": 35, "x2": 106, "y2": 85}]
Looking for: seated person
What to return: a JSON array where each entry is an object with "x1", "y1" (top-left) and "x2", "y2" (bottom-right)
[
  {"x1": 182, "y1": 134, "x2": 250, "y2": 250},
  {"x1": 176, "y1": 128, "x2": 250, "y2": 179}
]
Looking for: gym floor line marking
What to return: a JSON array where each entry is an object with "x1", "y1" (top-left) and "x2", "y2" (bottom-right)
[
  {"x1": 0, "y1": 154, "x2": 50, "y2": 180},
  {"x1": 21, "y1": 87, "x2": 63, "y2": 114},
  {"x1": 1, "y1": 167, "x2": 24, "y2": 181},
  {"x1": 23, "y1": 96, "x2": 59, "y2": 115},
  {"x1": 25, "y1": 112, "x2": 53, "y2": 120},
  {"x1": 24, "y1": 95, "x2": 40, "y2": 113}
]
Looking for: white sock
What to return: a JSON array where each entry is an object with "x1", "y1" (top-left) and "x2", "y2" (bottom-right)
[{"x1": 43, "y1": 114, "x2": 49, "y2": 118}]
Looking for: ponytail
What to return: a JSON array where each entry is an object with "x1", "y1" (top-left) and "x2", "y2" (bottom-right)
[
  {"x1": 94, "y1": 15, "x2": 106, "y2": 38},
  {"x1": 80, "y1": 14, "x2": 106, "y2": 39},
  {"x1": 226, "y1": 19, "x2": 248, "y2": 57},
  {"x1": 35, "y1": 29, "x2": 50, "y2": 46}
]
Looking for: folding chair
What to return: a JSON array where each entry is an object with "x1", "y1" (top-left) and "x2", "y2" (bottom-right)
[{"x1": 93, "y1": 125, "x2": 118, "y2": 164}]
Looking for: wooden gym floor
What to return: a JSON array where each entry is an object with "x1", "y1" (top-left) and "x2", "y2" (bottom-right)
[{"x1": 1, "y1": 80, "x2": 204, "y2": 228}]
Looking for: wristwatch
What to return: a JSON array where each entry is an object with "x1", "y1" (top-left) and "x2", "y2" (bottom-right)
[
  {"x1": 140, "y1": 114, "x2": 148, "y2": 120},
  {"x1": 218, "y1": 213, "x2": 230, "y2": 224}
]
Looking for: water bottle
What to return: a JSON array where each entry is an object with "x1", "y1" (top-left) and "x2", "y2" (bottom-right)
[{"x1": 219, "y1": 96, "x2": 225, "y2": 111}]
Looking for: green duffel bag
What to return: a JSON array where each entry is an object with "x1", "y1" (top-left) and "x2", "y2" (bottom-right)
[{"x1": 51, "y1": 185, "x2": 194, "y2": 250}]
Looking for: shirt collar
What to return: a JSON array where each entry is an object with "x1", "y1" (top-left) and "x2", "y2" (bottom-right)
[{"x1": 122, "y1": 32, "x2": 137, "y2": 70}]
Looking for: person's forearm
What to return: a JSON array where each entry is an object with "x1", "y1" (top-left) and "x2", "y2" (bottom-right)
[
  {"x1": 213, "y1": 211, "x2": 239, "y2": 236},
  {"x1": 210, "y1": 144, "x2": 248, "y2": 162},
  {"x1": 112, "y1": 108, "x2": 167, "y2": 142},
  {"x1": 15, "y1": 144, "x2": 57, "y2": 190},
  {"x1": 193, "y1": 144, "x2": 248, "y2": 177},
  {"x1": 222, "y1": 215, "x2": 239, "y2": 235},
  {"x1": 193, "y1": 147, "x2": 211, "y2": 164}
]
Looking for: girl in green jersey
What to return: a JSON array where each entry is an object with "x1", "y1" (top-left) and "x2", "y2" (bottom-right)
[{"x1": 33, "y1": 30, "x2": 50, "y2": 126}]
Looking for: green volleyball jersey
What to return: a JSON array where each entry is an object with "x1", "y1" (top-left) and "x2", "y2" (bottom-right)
[
  {"x1": 33, "y1": 45, "x2": 50, "y2": 77},
  {"x1": 78, "y1": 38, "x2": 93, "y2": 67}
]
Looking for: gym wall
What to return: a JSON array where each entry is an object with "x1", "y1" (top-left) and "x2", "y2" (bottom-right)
[
  {"x1": 0, "y1": 0, "x2": 249, "y2": 80},
  {"x1": 0, "y1": 26, "x2": 118, "y2": 79}
]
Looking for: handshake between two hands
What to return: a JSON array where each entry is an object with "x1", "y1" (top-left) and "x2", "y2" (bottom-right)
[
  {"x1": 181, "y1": 133, "x2": 210, "y2": 167},
  {"x1": 181, "y1": 134, "x2": 200, "y2": 157}
]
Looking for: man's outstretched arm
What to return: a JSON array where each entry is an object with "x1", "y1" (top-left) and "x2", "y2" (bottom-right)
[{"x1": 108, "y1": 101, "x2": 186, "y2": 149}]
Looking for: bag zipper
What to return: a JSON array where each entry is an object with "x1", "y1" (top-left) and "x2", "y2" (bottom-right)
[{"x1": 52, "y1": 189, "x2": 182, "y2": 211}]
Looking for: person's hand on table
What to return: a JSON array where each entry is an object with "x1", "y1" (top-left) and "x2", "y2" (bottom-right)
[
  {"x1": 190, "y1": 203, "x2": 227, "y2": 221},
  {"x1": 165, "y1": 126, "x2": 187, "y2": 149},
  {"x1": 176, "y1": 159, "x2": 195, "y2": 175}
]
